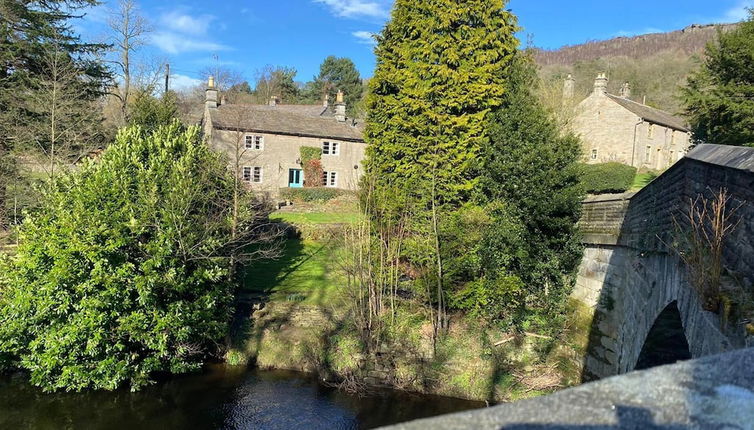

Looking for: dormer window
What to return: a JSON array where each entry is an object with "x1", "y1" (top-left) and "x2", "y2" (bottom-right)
[
  {"x1": 245, "y1": 135, "x2": 264, "y2": 150},
  {"x1": 322, "y1": 141, "x2": 339, "y2": 156}
]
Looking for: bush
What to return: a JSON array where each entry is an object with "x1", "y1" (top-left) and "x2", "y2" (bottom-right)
[
  {"x1": 0, "y1": 122, "x2": 235, "y2": 392},
  {"x1": 280, "y1": 187, "x2": 347, "y2": 203},
  {"x1": 578, "y1": 163, "x2": 637, "y2": 194}
]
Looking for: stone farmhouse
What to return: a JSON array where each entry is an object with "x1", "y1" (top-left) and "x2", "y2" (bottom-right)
[
  {"x1": 201, "y1": 77, "x2": 365, "y2": 197},
  {"x1": 569, "y1": 73, "x2": 692, "y2": 169}
]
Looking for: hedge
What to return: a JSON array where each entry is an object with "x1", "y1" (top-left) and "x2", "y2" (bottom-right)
[
  {"x1": 280, "y1": 187, "x2": 348, "y2": 202},
  {"x1": 578, "y1": 162, "x2": 637, "y2": 194}
]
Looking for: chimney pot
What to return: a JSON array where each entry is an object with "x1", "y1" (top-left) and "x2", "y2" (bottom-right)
[
  {"x1": 269, "y1": 96, "x2": 280, "y2": 107},
  {"x1": 205, "y1": 76, "x2": 218, "y2": 109},
  {"x1": 619, "y1": 82, "x2": 631, "y2": 99},
  {"x1": 335, "y1": 90, "x2": 346, "y2": 122},
  {"x1": 323, "y1": 93, "x2": 329, "y2": 108},
  {"x1": 593, "y1": 72, "x2": 608, "y2": 96}
]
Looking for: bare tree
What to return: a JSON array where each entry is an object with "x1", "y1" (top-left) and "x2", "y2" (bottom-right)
[
  {"x1": 199, "y1": 65, "x2": 244, "y2": 93},
  {"x1": 108, "y1": 0, "x2": 151, "y2": 122}
]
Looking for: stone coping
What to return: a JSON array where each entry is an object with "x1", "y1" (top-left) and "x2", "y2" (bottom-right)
[{"x1": 380, "y1": 348, "x2": 754, "y2": 429}]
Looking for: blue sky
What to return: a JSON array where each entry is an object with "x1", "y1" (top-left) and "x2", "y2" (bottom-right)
[{"x1": 78, "y1": 0, "x2": 754, "y2": 90}]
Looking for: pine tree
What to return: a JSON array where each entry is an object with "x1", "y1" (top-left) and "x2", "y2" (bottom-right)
[
  {"x1": 364, "y1": 0, "x2": 518, "y2": 204},
  {"x1": 303, "y1": 56, "x2": 363, "y2": 113},
  {"x1": 682, "y1": 11, "x2": 754, "y2": 147}
]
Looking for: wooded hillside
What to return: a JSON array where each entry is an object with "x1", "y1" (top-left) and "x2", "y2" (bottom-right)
[{"x1": 536, "y1": 24, "x2": 736, "y2": 113}]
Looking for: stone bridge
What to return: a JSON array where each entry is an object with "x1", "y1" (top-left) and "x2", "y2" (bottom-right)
[{"x1": 573, "y1": 144, "x2": 754, "y2": 380}]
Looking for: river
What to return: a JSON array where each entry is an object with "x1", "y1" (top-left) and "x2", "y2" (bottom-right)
[{"x1": 0, "y1": 365, "x2": 484, "y2": 429}]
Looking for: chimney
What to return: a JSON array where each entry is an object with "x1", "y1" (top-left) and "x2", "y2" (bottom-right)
[
  {"x1": 220, "y1": 95, "x2": 227, "y2": 106},
  {"x1": 563, "y1": 74, "x2": 575, "y2": 100},
  {"x1": 269, "y1": 96, "x2": 279, "y2": 107},
  {"x1": 323, "y1": 93, "x2": 329, "y2": 108},
  {"x1": 619, "y1": 82, "x2": 631, "y2": 99},
  {"x1": 334, "y1": 90, "x2": 346, "y2": 122},
  {"x1": 205, "y1": 76, "x2": 218, "y2": 109},
  {"x1": 593, "y1": 72, "x2": 608, "y2": 96}
]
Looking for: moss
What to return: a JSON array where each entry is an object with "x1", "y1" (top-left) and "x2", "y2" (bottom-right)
[
  {"x1": 327, "y1": 332, "x2": 365, "y2": 374},
  {"x1": 225, "y1": 349, "x2": 248, "y2": 366}
]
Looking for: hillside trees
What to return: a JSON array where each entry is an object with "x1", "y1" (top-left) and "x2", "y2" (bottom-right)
[
  {"x1": 682, "y1": 11, "x2": 754, "y2": 147},
  {"x1": 0, "y1": 123, "x2": 238, "y2": 391}
]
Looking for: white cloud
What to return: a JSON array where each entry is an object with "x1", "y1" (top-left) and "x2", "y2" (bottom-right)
[
  {"x1": 314, "y1": 0, "x2": 390, "y2": 19},
  {"x1": 352, "y1": 30, "x2": 376, "y2": 44},
  {"x1": 159, "y1": 11, "x2": 215, "y2": 36},
  {"x1": 152, "y1": 32, "x2": 230, "y2": 54},
  {"x1": 151, "y1": 10, "x2": 229, "y2": 54},
  {"x1": 170, "y1": 73, "x2": 203, "y2": 91}
]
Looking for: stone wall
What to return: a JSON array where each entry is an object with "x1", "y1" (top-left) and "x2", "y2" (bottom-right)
[
  {"x1": 208, "y1": 128, "x2": 366, "y2": 196},
  {"x1": 572, "y1": 144, "x2": 754, "y2": 380},
  {"x1": 572, "y1": 91, "x2": 690, "y2": 168}
]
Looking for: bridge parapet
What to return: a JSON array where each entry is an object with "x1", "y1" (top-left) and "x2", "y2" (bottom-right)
[{"x1": 574, "y1": 144, "x2": 754, "y2": 380}]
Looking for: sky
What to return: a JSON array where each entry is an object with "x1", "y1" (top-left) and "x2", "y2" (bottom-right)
[{"x1": 77, "y1": 0, "x2": 754, "y2": 91}]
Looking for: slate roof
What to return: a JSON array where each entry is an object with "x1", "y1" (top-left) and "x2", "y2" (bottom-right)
[
  {"x1": 208, "y1": 104, "x2": 364, "y2": 142},
  {"x1": 607, "y1": 95, "x2": 690, "y2": 132}
]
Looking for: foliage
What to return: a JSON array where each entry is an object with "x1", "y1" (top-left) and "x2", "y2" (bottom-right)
[
  {"x1": 365, "y1": 0, "x2": 518, "y2": 204},
  {"x1": 302, "y1": 56, "x2": 363, "y2": 114},
  {"x1": 682, "y1": 12, "x2": 754, "y2": 146},
  {"x1": 128, "y1": 91, "x2": 180, "y2": 133},
  {"x1": 280, "y1": 187, "x2": 346, "y2": 203},
  {"x1": 474, "y1": 53, "x2": 584, "y2": 327},
  {"x1": 300, "y1": 146, "x2": 324, "y2": 188},
  {"x1": 253, "y1": 65, "x2": 300, "y2": 104},
  {"x1": 578, "y1": 162, "x2": 637, "y2": 194},
  {"x1": 0, "y1": 0, "x2": 111, "y2": 225},
  {"x1": 0, "y1": 123, "x2": 236, "y2": 391}
]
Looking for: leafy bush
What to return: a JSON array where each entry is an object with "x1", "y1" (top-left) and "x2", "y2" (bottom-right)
[
  {"x1": 578, "y1": 162, "x2": 637, "y2": 194},
  {"x1": 0, "y1": 122, "x2": 235, "y2": 392},
  {"x1": 280, "y1": 187, "x2": 347, "y2": 203}
]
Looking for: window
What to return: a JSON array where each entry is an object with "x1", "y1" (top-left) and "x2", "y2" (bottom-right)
[
  {"x1": 670, "y1": 131, "x2": 676, "y2": 145},
  {"x1": 591, "y1": 149, "x2": 598, "y2": 160},
  {"x1": 245, "y1": 135, "x2": 264, "y2": 150},
  {"x1": 648, "y1": 124, "x2": 655, "y2": 139},
  {"x1": 322, "y1": 141, "x2": 339, "y2": 156},
  {"x1": 645, "y1": 146, "x2": 651, "y2": 163},
  {"x1": 243, "y1": 166, "x2": 262, "y2": 183},
  {"x1": 322, "y1": 171, "x2": 338, "y2": 187}
]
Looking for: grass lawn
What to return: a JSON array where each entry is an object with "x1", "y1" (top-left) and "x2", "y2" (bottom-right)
[
  {"x1": 241, "y1": 238, "x2": 343, "y2": 305},
  {"x1": 631, "y1": 172, "x2": 659, "y2": 191},
  {"x1": 270, "y1": 211, "x2": 361, "y2": 225}
]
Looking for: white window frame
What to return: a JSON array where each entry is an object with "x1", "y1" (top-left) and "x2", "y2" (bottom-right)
[
  {"x1": 322, "y1": 141, "x2": 340, "y2": 156},
  {"x1": 245, "y1": 134, "x2": 264, "y2": 150},
  {"x1": 645, "y1": 146, "x2": 651, "y2": 163},
  {"x1": 322, "y1": 171, "x2": 338, "y2": 188},
  {"x1": 252, "y1": 166, "x2": 263, "y2": 183},
  {"x1": 242, "y1": 166, "x2": 252, "y2": 182},
  {"x1": 590, "y1": 149, "x2": 598, "y2": 160}
]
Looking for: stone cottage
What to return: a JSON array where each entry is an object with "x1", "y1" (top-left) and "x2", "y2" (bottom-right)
[
  {"x1": 570, "y1": 73, "x2": 692, "y2": 169},
  {"x1": 201, "y1": 77, "x2": 365, "y2": 197}
]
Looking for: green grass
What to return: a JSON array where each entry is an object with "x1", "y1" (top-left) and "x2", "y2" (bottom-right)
[
  {"x1": 241, "y1": 238, "x2": 341, "y2": 305},
  {"x1": 270, "y1": 211, "x2": 361, "y2": 225},
  {"x1": 631, "y1": 172, "x2": 659, "y2": 191}
]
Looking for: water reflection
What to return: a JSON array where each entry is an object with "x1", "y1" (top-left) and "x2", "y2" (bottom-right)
[{"x1": 0, "y1": 365, "x2": 483, "y2": 430}]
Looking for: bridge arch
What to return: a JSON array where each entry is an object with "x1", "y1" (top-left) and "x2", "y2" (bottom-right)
[{"x1": 635, "y1": 301, "x2": 691, "y2": 370}]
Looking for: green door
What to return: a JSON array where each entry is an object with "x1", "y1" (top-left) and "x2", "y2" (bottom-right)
[{"x1": 288, "y1": 169, "x2": 303, "y2": 188}]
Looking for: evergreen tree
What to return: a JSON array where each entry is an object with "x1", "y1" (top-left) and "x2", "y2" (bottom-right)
[
  {"x1": 475, "y1": 53, "x2": 583, "y2": 321},
  {"x1": 304, "y1": 56, "x2": 363, "y2": 113},
  {"x1": 682, "y1": 11, "x2": 754, "y2": 146},
  {"x1": 364, "y1": 0, "x2": 518, "y2": 204}
]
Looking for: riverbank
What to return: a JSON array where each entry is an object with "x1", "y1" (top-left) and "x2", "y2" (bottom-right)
[{"x1": 226, "y1": 196, "x2": 589, "y2": 403}]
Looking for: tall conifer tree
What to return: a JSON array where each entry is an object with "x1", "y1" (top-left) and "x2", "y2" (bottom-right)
[{"x1": 364, "y1": 0, "x2": 518, "y2": 203}]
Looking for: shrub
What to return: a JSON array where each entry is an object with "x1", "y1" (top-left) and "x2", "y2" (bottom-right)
[
  {"x1": 0, "y1": 122, "x2": 235, "y2": 392},
  {"x1": 279, "y1": 187, "x2": 347, "y2": 203},
  {"x1": 578, "y1": 162, "x2": 637, "y2": 194}
]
